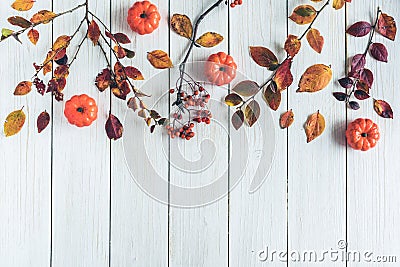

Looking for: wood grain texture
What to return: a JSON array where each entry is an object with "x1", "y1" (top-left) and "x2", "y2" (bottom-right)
[
  {"x1": 288, "y1": 0, "x2": 346, "y2": 266},
  {"x1": 110, "y1": 0, "x2": 169, "y2": 266},
  {"x1": 228, "y1": 0, "x2": 287, "y2": 266},
  {"x1": 168, "y1": 1, "x2": 228, "y2": 266},
  {"x1": 0, "y1": 1, "x2": 51, "y2": 266},
  {"x1": 347, "y1": 1, "x2": 400, "y2": 266},
  {"x1": 51, "y1": 1, "x2": 110, "y2": 266}
]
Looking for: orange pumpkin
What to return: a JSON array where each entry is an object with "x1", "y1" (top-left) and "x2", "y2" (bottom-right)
[
  {"x1": 205, "y1": 52, "x2": 237, "y2": 86},
  {"x1": 127, "y1": 1, "x2": 160, "y2": 35},
  {"x1": 346, "y1": 118, "x2": 380, "y2": 151},
  {"x1": 64, "y1": 94, "x2": 98, "y2": 127}
]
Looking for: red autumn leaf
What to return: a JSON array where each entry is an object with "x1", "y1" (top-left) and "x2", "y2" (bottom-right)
[
  {"x1": 105, "y1": 31, "x2": 116, "y2": 42},
  {"x1": 306, "y1": 28, "x2": 324, "y2": 54},
  {"x1": 113, "y1": 33, "x2": 131, "y2": 44},
  {"x1": 37, "y1": 111, "x2": 50, "y2": 133},
  {"x1": 374, "y1": 99, "x2": 393, "y2": 119},
  {"x1": 114, "y1": 62, "x2": 126, "y2": 81},
  {"x1": 27, "y1": 28, "x2": 39, "y2": 45},
  {"x1": 88, "y1": 20, "x2": 100, "y2": 45},
  {"x1": 346, "y1": 21, "x2": 372, "y2": 37},
  {"x1": 231, "y1": 109, "x2": 244, "y2": 130},
  {"x1": 125, "y1": 66, "x2": 144, "y2": 80},
  {"x1": 338, "y1": 77, "x2": 353, "y2": 89},
  {"x1": 105, "y1": 113, "x2": 123, "y2": 140},
  {"x1": 54, "y1": 65, "x2": 69, "y2": 78},
  {"x1": 354, "y1": 90, "x2": 370, "y2": 100},
  {"x1": 356, "y1": 80, "x2": 370, "y2": 93},
  {"x1": 350, "y1": 54, "x2": 366, "y2": 73},
  {"x1": 370, "y1": 43, "x2": 388, "y2": 62},
  {"x1": 273, "y1": 58, "x2": 293, "y2": 91},
  {"x1": 112, "y1": 80, "x2": 131, "y2": 100},
  {"x1": 359, "y1": 68, "x2": 373, "y2": 88},
  {"x1": 95, "y1": 68, "x2": 112, "y2": 91},
  {"x1": 280, "y1": 109, "x2": 294, "y2": 129},
  {"x1": 284, "y1": 35, "x2": 301, "y2": 57},
  {"x1": 54, "y1": 48, "x2": 66, "y2": 61},
  {"x1": 263, "y1": 81, "x2": 281, "y2": 111},
  {"x1": 114, "y1": 45, "x2": 127, "y2": 59},
  {"x1": 377, "y1": 13, "x2": 397, "y2": 41},
  {"x1": 33, "y1": 78, "x2": 46, "y2": 95},
  {"x1": 249, "y1": 46, "x2": 279, "y2": 71}
]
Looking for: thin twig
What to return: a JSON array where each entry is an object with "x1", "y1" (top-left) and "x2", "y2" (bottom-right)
[
  {"x1": 68, "y1": 36, "x2": 87, "y2": 67},
  {"x1": 363, "y1": 7, "x2": 381, "y2": 56}
]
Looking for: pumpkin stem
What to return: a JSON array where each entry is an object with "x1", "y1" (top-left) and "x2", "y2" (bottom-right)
[
  {"x1": 219, "y1": 67, "x2": 226, "y2": 72},
  {"x1": 140, "y1": 12, "x2": 147, "y2": 18},
  {"x1": 361, "y1": 133, "x2": 368, "y2": 137},
  {"x1": 77, "y1": 107, "x2": 84, "y2": 113}
]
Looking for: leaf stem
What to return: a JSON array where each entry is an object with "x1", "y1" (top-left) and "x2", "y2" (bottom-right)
[
  {"x1": 298, "y1": 0, "x2": 330, "y2": 41},
  {"x1": 175, "y1": 0, "x2": 225, "y2": 107}
]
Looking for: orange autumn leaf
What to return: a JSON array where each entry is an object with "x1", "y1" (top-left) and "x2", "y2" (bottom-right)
[
  {"x1": 170, "y1": 14, "x2": 193, "y2": 38},
  {"x1": 195, "y1": 32, "x2": 224, "y2": 48},
  {"x1": 14, "y1": 81, "x2": 32, "y2": 95},
  {"x1": 30, "y1": 10, "x2": 57, "y2": 24},
  {"x1": 249, "y1": 46, "x2": 279, "y2": 71},
  {"x1": 273, "y1": 58, "x2": 293, "y2": 91},
  {"x1": 88, "y1": 20, "x2": 100, "y2": 45},
  {"x1": 147, "y1": 50, "x2": 173, "y2": 69},
  {"x1": 284, "y1": 35, "x2": 301, "y2": 57},
  {"x1": 125, "y1": 66, "x2": 144, "y2": 80},
  {"x1": 11, "y1": 0, "x2": 34, "y2": 11},
  {"x1": 52, "y1": 35, "x2": 71, "y2": 51},
  {"x1": 306, "y1": 28, "x2": 324, "y2": 54},
  {"x1": 297, "y1": 64, "x2": 332, "y2": 93},
  {"x1": 27, "y1": 29, "x2": 39, "y2": 45},
  {"x1": 332, "y1": 0, "x2": 345, "y2": 10},
  {"x1": 305, "y1": 111, "x2": 325, "y2": 143},
  {"x1": 289, "y1": 5, "x2": 317, "y2": 25},
  {"x1": 280, "y1": 109, "x2": 294, "y2": 129},
  {"x1": 378, "y1": 13, "x2": 397, "y2": 41},
  {"x1": 263, "y1": 82, "x2": 281, "y2": 111}
]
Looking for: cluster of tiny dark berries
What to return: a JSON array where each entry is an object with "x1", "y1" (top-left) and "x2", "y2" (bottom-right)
[
  {"x1": 229, "y1": 0, "x2": 243, "y2": 8},
  {"x1": 166, "y1": 83, "x2": 212, "y2": 140}
]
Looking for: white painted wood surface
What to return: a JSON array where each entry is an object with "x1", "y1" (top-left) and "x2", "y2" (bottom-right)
[{"x1": 0, "y1": 0, "x2": 399, "y2": 266}]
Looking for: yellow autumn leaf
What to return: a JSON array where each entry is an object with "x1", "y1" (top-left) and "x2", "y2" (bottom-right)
[
  {"x1": 11, "y1": 0, "x2": 34, "y2": 11},
  {"x1": 332, "y1": 0, "x2": 345, "y2": 10},
  {"x1": 30, "y1": 10, "x2": 57, "y2": 24},
  {"x1": 305, "y1": 111, "x2": 325, "y2": 143},
  {"x1": 170, "y1": 14, "x2": 193, "y2": 38},
  {"x1": 4, "y1": 108, "x2": 26, "y2": 137},
  {"x1": 196, "y1": 32, "x2": 224, "y2": 48},
  {"x1": 52, "y1": 35, "x2": 71, "y2": 51},
  {"x1": 147, "y1": 50, "x2": 173, "y2": 69},
  {"x1": 306, "y1": 28, "x2": 324, "y2": 54},
  {"x1": 297, "y1": 64, "x2": 332, "y2": 93},
  {"x1": 289, "y1": 5, "x2": 317, "y2": 25}
]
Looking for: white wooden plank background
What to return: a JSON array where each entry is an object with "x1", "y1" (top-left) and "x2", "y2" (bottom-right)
[{"x1": 0, "y1": 0, "x2": 399, "y2": 267}]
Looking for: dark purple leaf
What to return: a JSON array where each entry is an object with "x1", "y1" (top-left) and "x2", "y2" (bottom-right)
[
  {"x1": 356, "y1": 80, "x2": 370, "y2": 93},
  {"x1": 37, "y1": 111, "x2": 50, "y2": 133},
  {"x1": 105, "y1": 113, "x2": 124, "y2": 140},
  {"x1": 113, "y1": 33, "x2": 131, "y2": 44},
  {"x1": 370, "y1": 43, "x2": 388, "y2": 62},
  {"x1": 338, "y1": 77, "x2": 353, "y2": 89},
  {"x1": 349, "y1": 101, "x2": 360, "y2": 110},
  {"x1": 359, "y1": 68, "x2": 373, "y2": 87},
  {"x1": 150, "y1": 125, "x2": 156, "y2": 133},
  {"x1": 354, "y1": 90, "x2": 370, "y2": 100},
  {"x1": 346, "y1": 21, "x2": 372, "y2": 37},
  {"x1": 333, "y1": 92, "x2": 347, "y2": 101},
  {"x1": 33, "y1": 77, "x2": 46, "y2": 95},
  {"x1": 351, "y1": 54, "x2": 366, "y2": 73}
]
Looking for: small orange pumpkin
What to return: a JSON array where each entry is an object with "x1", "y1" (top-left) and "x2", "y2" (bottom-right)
[
  {"x1": 64, "y1": 94, "x2": 98, "y2": 127},
  {"x1": 127, "y1": 1, "x2": 161, "y2": 35},
  {"x1": 205, "y1": 52, "x2": 237, "y2": 86},
  {"x1": 346, "y1": 118, "x2": 380, "y2": 151}
]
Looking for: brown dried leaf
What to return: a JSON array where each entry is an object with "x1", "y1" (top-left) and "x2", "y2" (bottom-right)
[
  {"x1": 7, "y1": 16, "x2": 32, "y2": 28},
  {"x1": 28, "y1": 29, "x2": 39, "y2": 45},
  {"x1": 30, "y1": 10, "x2": 57, "y2": 24},
  {"x1": 170, "y1": 14, "x2": 193, "y2": 38},
  {"x1": 54, "y1": 65, "x2": 69, "y2": 79},
  {"x1": 114, "y1": 45, "x2": 127, "y2": 59},
  {"x1": 244, "y1": 100, "x2": 260, "y2": 127},
  {"x1": 112, "y1": 80, "x2": 131, "y2": 100},
  {"x1": 127, "y1": 97, "x2": 139, "y2": 111},
  {"x1": 37, "y1": 111, "x2": 50, "y2": 133},
  {"x1": 114, "y1": 62, "x2": 126, "y2": 81},
  {"x1": 88, "y1": 20, "x2": 100, "y2": 45},
  {"x1": 147, "y1": 50, "x2": 173, "y2": 69},
  {"x1": 284, "y1": 35, "x2": 301, "y2": 57},
  {"x1": 305, "y1": 111, "x2": 325, "y2": 143},
  {"x1": 263, "y1": 82, "x2": 281, "y2": 111},
  {"x1": 11, "y1": 0, "x2": 34, "y2": 11},
  {"x1": 95, "y1": 68, "x2": 112, "y2": 91},
  {"x1": 43, "y1": 61, "x2": 52, "y2": 76},
  {"x1": 374, "y1": 99, "x2": 393, "y2": 119},
  {"x1": 377, "y1": 13, "x2": 397, "y2": 41},
  {"x1": 232, "y1": 110, "x2": 244, "y2": 130},
  {"x1": 289, "y1": 5, "x2": 317, "y2": 25},
  {"x1": 195, "y1": 32, "x2": 224, "y2": 48},
  {"x1": 225, "y1": 93, "x2": 243, "y2": 107},
  {"x1": 280, "y1": 109, "x2": 294, "y2": 129},
  {"x1": 4, "y1": 108, "x2": 26, "y2": 137},
  {"x1": 113, "y1": 33, "x2": 131, "y2": 44},
  {"x1": 306, "y1": 28, "x2": 324, "y2": 54},
  {"x1": 125, "y1": 66, "x2": 144, "y2": 80},
  {"x1": 232, "y1": 80, "x2": 259, "y2": 97},
  {"x1": 14, "y1": 81, "x2": 32, "y2": 95},
  {"x1": 297, "y1": 64, "x2": 332, "y2": 93},
  {"x1": 274, "y1": 58, "x2": 293, "y2": 91},
  {"x1": 105, "y1": 113, "x2": 123, "y2": 140},
  {"x1": 249, "y1": 46, "x2": 279, "y2": 70}
]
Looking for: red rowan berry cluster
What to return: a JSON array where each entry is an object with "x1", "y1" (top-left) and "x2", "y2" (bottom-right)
[
  {"x1": 166, "y1": 81, "x2": 212, "y2": 140},
  {"x1": 229, "y1": 0, "x2": 243, "y2": 8}
]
